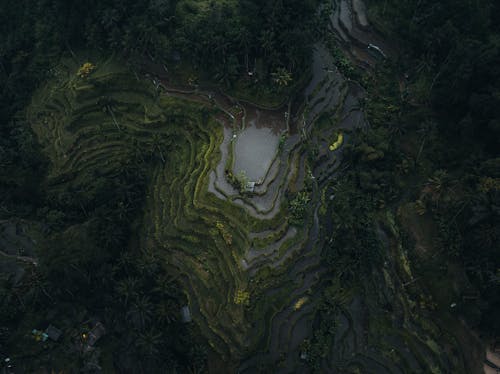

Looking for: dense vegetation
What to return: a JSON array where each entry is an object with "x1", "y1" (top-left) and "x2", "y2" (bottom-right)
[
  {"x1": 297, "y1": 0, "x2": 499, "y2": 370},
  {"x1": 365, "y1": 0, "x2": 500, "y2": 334},
  {"x1": 1, "y1": 0, "x2": 499, "y2": 372},
  {"x1": 0, "y1": 0, "x2": 318, "y2": 115},
  {"x1": 0, "y1": 1, "x2": 319, "y2": 371},
  {"x1": 1, "y1": 0, "x2": 319, "y2": 215}
]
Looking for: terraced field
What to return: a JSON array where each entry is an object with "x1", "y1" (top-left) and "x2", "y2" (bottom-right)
[
  {"x1": 26, "y1": 56, "x2": 338, "y2": 369},
  {"x1": 328, "y1": 0, "x2": 394, "y2": 68},
  {"x1": 26, "y1": 38, "x2": 471, "y2": 371}
]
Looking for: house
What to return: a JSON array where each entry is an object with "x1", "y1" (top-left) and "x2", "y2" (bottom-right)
[
  {"x1": 87, "y1": 322, "x2": 106, "y2": 347},
  {"x1": 45, "y1": 325, "x2": 62, "y2": 342},
  {"x1": 245, "y1": 181, "x2": 256, "y2": 193}
]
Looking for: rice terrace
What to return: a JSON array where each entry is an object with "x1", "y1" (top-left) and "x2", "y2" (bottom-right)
[{"x1": 0, "y1": 0, "x2": 498, "y2": 372}]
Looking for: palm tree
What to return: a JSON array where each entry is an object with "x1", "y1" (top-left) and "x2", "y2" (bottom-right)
[
  {"x1": 27, "y1": 274, "x2": 54, "y2": 305},
  {"x1": 473, "y1": 222, "x2": 499, "y2": 250},
  {"x1": 469, "y1": 194, "x2": 498, "y2": 226},
  {"x1": 188, "y1": 344, "x2": 208, "y2": 373},
  {"x1": 136, "y1": 328, "x2": 162, "y2": 357},
  {"x1": 259, "y1": 29, "x2": 275, "y2": 58},
  {"x1": 100, "y1": 8, "x2": 119, "y2": 30},
  {"x1": 213, "y1": 35, "x2": 230, "y2": 65},
  {"x1": 155, "y1": 299, "x2": 178, "y2": 325},
  {"x1": 147, "y1": 133, "x2": 167, "y2": 162},
  {"x1": 115, "y1": 276, "x2": 140, "y2": 306},
  {"x1": 97, "y1": 96, "x2": 121, "y2": 131},
  {"x1": 116, "y1": 201, "x2": 131, "y2": 221},
  {"x1": 101, "y1": 221, "x2": 125, "y2": 249},
  {"x1": 127, "y1": 295, "x2": 153, "y2": 330},
  {"x1": 424, "y1": 169, "x2": 454, "y2": 206},
  {"x1": 271, "y1": 68, "x2": 292, "y2": 87},
  {"x1": 136, "y1": 250, "x2": 159, "y2": 276},
  {"x1": 153, "y1": 274, "x2": 177, "y2": 297},
  {"x1": 215, "y1": 55, "x2": 240, "y2": 87},
  {"x1": 113, "y1": 251, "x2": 135, "y2": 275},
  {"x1": 239, "y1": 28, "x2": 252, "y2": 72}
]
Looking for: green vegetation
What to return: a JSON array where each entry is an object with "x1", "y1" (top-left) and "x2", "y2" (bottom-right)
[
  {"x1": 289, "y1": 191, "x2": 311, "y2": 225},
  {"x1": 0, "y1": 57, "x2": 211, "y2": 372},
  {"x1": 0, "y1": 0, "x2": 498, "y2": 372},
  {"x1": 301, "y1": 0, "x2": 499, "y2": 371},
  {"x1": 0, "y1": 54, "x2": 316, "y2": 371},
  {"x1": 364, "y1": 0, "x2": 500, "y2": 337}
]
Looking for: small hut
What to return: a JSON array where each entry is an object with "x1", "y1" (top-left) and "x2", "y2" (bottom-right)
[
  {"x1": 87, "y1": 322, "x2": 106, "y2": 346},
  {"x1": 45, "y1": 325, "x2": 62, "y2": 342},
  {"x1": 245, "y1": 181, "x2": 256, "y2": 193},
  {"x1": 181, "y1": 306, "x2": 192, "y2": 323}
]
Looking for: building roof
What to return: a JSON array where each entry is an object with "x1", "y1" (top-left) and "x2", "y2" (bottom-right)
[
  {"x1": 88, "y1": 322, "x2": 105, "y2": 346},
  {"x1": 181, "y1": 306, "x2": 192, "y2": 323},
  {"x1": 45, "y1": 325, "x2": 62, "y2": 341},
  {"x1": 245, "y1": 181, "x2": 256, "y2": 193}
]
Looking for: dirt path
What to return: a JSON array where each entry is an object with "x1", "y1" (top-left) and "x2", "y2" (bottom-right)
[{"x1": 0, "y1": 249, "x2": 38, "y2": 266}]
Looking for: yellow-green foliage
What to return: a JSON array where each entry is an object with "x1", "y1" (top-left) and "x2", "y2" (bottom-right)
[
  {"x1": 319, "y1": 187, "x2": 327, "y2": 216},
  {"x1": 425, "y1": 339, "x2": 441, "y2": 354},
  {"x1": 289, "y1": 191, "x2": 311, "y2": 224},
  {"x1": 294, "y1": 296, "x2": 308, "y2": 310},
  {"x1": 234, "y1": 290, "x2": 250, "y2": 305},
  {"x1": 414, "y1": 199, "x2": 426, "y2": 215},
  {"x1": 77, "y1": 62, "x2": 96, "y2": 78},
  {"x1": 478, "y1": 177, "x2": 500, "y2": 192},
  {"x1": 216, "y1": 221, "x2": 233, "y2": 246},
  {"x1": 400, "y1": 250, "x2": 413, "y2": 279},
  {"x1": 271, "y1": 68, "x2": 293, "y2": 87},
  {"x1": 329, "y1": 132, "x2": 343, "y2": 151}
]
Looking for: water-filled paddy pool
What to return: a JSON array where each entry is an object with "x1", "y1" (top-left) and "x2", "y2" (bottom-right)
[{"x1": 232, "y1": 109, "x2": 284, "y2": 183}]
